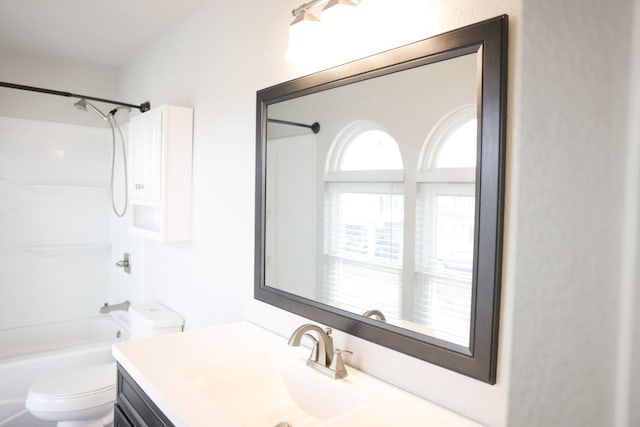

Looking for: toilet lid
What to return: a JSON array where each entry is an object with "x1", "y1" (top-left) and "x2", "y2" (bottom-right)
[{"x1": 27, "y1": 363, "x2": 116, "y2": 412}]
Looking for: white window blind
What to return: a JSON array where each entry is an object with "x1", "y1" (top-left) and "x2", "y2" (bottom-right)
[
  {"x1": 414, "y1": 104, "x2": 477, "y2": 346},
  {"x1": 323, "y1": 183, "x2": 404, "y2": 318},
  {"x1": 321, "y1": 113, "x2": 477, "y2": 347},
  {"x1": 415, "y1": 183, "x2": 475, "y2": 346},
  {"x1": 323, "y1": 123, "x2": 404, "y2": 318}
]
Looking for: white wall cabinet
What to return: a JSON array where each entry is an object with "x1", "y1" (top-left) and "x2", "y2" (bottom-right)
[
  {"x1": 128, "y1": 108, "x2": 163, "y2": 203},
  {"x1": 127, "y1": 105, "x2": 193, "y2": 241}
]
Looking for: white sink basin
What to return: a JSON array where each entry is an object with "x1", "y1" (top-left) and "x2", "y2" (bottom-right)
[
  {"x1": 184, "y1": 347, "x2": 366, "y2": 425},
  {"x1": 113, "y1": 322, "x2": 482, "y2": 427}
]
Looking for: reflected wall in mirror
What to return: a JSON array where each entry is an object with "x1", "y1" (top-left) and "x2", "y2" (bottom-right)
[{"x1": 256, "y1": 16, "x2": 507, "y2": 383}]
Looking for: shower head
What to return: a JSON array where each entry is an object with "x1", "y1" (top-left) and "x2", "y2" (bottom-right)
[
  {"x1": 73, "y1": 98, "x2": 86, "y2": 110},
  {"x1": 74, "y1": 98, "x2": 109, "y2": 122}
]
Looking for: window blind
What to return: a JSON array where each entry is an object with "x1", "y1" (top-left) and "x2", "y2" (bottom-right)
[
  {"x1": 323, "y1": 182, "x2": 404, "y2": 318},
  {"x1": 415, "y1": 183, "x2": 475, "y2": 346}
]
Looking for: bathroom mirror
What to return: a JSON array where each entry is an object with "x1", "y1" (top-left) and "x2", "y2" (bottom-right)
[{"x1": 255, "y1": 16, "x2": 507, "y2": 383}]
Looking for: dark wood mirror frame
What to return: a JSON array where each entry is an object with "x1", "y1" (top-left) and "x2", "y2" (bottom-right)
[{"x1": 255, "y1": 15, "x2": 507, "y2": 383}]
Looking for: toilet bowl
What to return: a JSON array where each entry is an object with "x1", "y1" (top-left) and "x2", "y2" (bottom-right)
[
  {"x1": 25, "y1": 303, "x2": 184, "y2": 427},
  {"x1": 26, "y1": 363, "x2": 116, "y2": 427}
]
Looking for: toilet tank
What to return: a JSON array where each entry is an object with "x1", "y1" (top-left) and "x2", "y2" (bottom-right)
[{"x1": 128, "y1": 303, "x2": 184, "y2": 340}]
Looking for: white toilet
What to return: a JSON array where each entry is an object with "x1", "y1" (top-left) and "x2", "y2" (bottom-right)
[{"x1": 25, "y1": 303, "x2": 184, "y2": 427}]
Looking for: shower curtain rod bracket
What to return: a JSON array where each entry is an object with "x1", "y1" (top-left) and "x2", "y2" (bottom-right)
[{"x1": 0, "y1": 81, "x2": 151, "y2": 113}]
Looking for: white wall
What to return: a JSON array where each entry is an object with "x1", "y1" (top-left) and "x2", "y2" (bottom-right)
[
  {"x1": 632, "y1": 273, "x2": 640, "y2": 426},
  {"x1": 118, "y1": 0, "x2": 283, "y2": 329},
  {"x1": 117, "y1": 0, "x2": 639, "y2": 426},
  {"x1": 620, "y1": 4, "x2": 640, "y2": 426},
  {"x1": 507, "y1": 1, "x2": 636, "y2": 426}
]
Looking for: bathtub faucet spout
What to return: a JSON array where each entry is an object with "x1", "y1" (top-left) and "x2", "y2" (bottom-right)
[{"x1": 100, "y1": 300, "x2": 130, "y2": 314}]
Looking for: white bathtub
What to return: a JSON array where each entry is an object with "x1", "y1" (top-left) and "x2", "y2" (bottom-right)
[{"x1": 0, "y1": 314, "x2": 128, "y2": 426}]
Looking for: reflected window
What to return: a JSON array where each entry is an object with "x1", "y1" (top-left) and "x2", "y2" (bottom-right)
[
  {"x1": 435, "y1": 119, "x2": 477, "y2": 168},
  {"x1": 415, "y1": 105, "x2": 477, "y2": 346},
  {"x1": 324, "y1": 122, "x2": 404, "y2": 319},
  {"x1": 339, "y1": 130, "x2": 403, "y2": 171}
]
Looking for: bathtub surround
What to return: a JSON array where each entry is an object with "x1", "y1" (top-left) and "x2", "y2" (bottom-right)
[
  {"x1": 0, "y1": 48, "x2": 146, "y2": 426},
  {"x1": 0, "y1": 47, "x2": 144, "y2": 326},
  {"x1": 0, "y1": 117, "x2": 113, "y2": 328}
]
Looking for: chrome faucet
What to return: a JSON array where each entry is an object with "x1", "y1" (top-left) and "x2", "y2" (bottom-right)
[
  {"x1": 288, "y1": 323, "x2": 352, "y2": 379},
  {"x1": 99, "y1": 300, "x2": 130, "y2": 314}
]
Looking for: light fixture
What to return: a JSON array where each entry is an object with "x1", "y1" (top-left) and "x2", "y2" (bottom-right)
[
  {"x1": 289, "y1": 8, "x2": 321, "y2": 38},
  {"x1": 288, "y1": 10, "x2": 321, "y2": 60},
  {"x1": 291, "y1": 0, "x2": 326, "y2": 19},
  {"x1": 290, "y1": 0, "x2": 361, "y2": 26},
  {"x1": 288, "y1": 0, "x2": 362, "y2": 61},
  {"x1": 288, "y1": 1, "x2": 323, "y2": 60},
  {"x1": 321, "y1": 0, "x2": 360, "y2": 19},
  {"x1": 320, "y1": 0, "x2": 360, "y2": 37}
]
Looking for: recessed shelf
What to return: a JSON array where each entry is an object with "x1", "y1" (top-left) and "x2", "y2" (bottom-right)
[
  {"x1": 22, "y1": 243, "x2": 112, "y2": 259},
  {"x1": 0, "y1": 177, "x2": 109, "y2": 190}
]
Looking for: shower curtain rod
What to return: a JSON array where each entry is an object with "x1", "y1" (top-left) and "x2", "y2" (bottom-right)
[
  {"x1": 0, "y1": 81, "x2": 150, "y2": 113},
  {"x1": 268, "y1": 118, "x2": 320, "y2": 134}
]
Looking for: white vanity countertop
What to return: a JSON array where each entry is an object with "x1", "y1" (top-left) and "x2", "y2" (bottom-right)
[{"x1": 113, "y1": 322, "x2": 482, "y2": 427}]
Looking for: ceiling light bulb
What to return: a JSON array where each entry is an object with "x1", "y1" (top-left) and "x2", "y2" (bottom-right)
[
  {"x1": 288, "y1": 10, "x2": 322, "y2": 61},
  {"x1": 321, "y1": 0, "x2": 360, "y2": 21},
  {"x1": 321, "y1": 0, "x2": 360, "y2": 33},
  {"x1": 289, "y1": 10, "x2": 321, "y2": 43},
  {"x1": 290, "y1": 9, "x2": 321, "y2": 29},
  {"x1": 322, "y1": 0, "x2": 360, "y2": 9}
]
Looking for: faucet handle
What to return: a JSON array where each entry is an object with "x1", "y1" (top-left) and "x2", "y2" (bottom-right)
[
  {"x1": 330, "y1": 349, "x2": 352, "y2": 379},
  {"x1": 324, "y1": 327, "x2": 332, "y2": 336}
]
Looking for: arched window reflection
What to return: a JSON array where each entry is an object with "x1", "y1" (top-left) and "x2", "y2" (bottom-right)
[
  {"x1": 324, "y1": 122, "x2": 404, "y2": 319},
  {"x1": 339, "y1": 129, "x2": 403, "y2": 171},
  {"x1": 415, "y1": 105, "x2": 477, "y2": 345}
]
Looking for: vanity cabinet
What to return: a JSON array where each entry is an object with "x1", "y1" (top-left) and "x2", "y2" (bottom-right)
[
  {"x1": 127, "y1": 104, "x2": 193, "y2": 242},
  {"x1": 115, "y1": 363, "x2": 174, "y2": 427}
]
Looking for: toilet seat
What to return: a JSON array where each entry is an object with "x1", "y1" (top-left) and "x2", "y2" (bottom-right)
[{"x1": 26, "y1": 363, "x2": 116, "y2": 417}]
